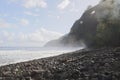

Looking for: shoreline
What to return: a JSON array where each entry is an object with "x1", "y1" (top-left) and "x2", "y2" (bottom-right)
[
  {"x1": 0, "y1": 47, "x2": 120, "y2": 80},
  {"x1": 0, "y1": 48, "x2": 82, "y2": 67}
]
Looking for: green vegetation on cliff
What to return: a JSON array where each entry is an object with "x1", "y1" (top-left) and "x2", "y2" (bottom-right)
[
  {"x1": 45, "y1": 0, "x2": 120, "y2": 48},
  {"x1": 96, "y1": 19, "x2": 120, "y2": 47}
]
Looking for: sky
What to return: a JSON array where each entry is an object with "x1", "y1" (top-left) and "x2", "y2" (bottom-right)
[{"x1": 0, "y1": 0, "x2": 100, "y2": 47}]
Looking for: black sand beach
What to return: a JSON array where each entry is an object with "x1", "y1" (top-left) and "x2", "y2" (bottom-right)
[{"x1": 0, "y1": 47, "x2": 120, "y2": 80}]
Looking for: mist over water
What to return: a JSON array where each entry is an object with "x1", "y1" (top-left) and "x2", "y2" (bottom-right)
[
  {"x1": 0, "y1": 46, "x2": 84, "y2": 66},
  {"x1": 0, "y1": 26, "x2": 85, "y2": 66},
  {"x1": 0, "y1": 26, "x2": 83, "y2": 66}
]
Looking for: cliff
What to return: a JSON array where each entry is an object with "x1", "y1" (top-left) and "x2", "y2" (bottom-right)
[{"x1": 45, "y1": 0, "x2": 120, "y2": 48}]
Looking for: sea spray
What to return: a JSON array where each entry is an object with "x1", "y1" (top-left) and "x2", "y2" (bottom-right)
[{"x1": 97, "y1": 0, "x2": 120, "y2": 20}]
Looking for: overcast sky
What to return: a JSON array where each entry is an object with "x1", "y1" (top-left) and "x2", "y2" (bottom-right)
[{"x1": 0, "y1": 0, "x2": 100, "y2": 47}]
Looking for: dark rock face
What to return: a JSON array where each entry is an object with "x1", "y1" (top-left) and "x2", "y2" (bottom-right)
[
  {"x1": 69, "y1": 6, "x2": 99, "y2": 47},
  {"x1": 45, "y1": 1, "x2": 120, "y2": 48},
  {"x1": 0, "y1": 47, "x2": 120, "y2": 80},
  {"x1": 45, "y1": 6, "x2": 99, "y2": 47}
]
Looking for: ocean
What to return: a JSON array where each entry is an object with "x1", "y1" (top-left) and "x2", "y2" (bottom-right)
[{"x1": 0, "y1": 47, "x2": 83, "y2": 66}]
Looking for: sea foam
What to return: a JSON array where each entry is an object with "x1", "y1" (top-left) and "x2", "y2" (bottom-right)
[{"x1": 0, "y1": 47, "x2": 83, "y2": 66}]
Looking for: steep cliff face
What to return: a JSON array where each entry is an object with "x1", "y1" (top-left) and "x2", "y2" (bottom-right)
[
  {"x1": 69, "y1": 6, "x2": 99, "y2": 47},
  {"x1": 45, "y1": 6, "x2": 99, "y2": 47},
  {"x1": 45, "y1": 0, "x2": 120, "y2": 48}
]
